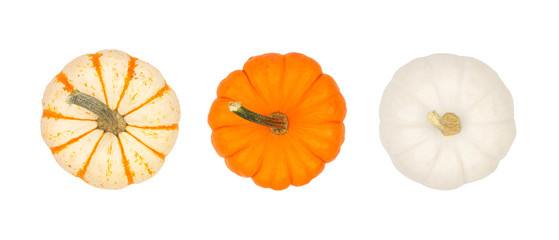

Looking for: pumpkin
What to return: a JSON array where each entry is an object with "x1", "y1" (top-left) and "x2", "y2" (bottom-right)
[
  {"x1": 41, "y1": 50, "x2": 180, "y2": 189},
  {"x1": 379, "y1": 54, "x2": 515, "y2": 190},
  {"x1": 208, "y1": 53, "x2": 346, "y2": 190}
]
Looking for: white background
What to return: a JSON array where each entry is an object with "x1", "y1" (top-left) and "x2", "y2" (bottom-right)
[{"x1": 1, "y1": 0, "x2": 558, "y2": 239}]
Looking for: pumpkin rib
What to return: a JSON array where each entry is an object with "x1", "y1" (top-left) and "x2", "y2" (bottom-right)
[
  {"x1": 75, "y1": 132, "x2": 105, "y2": 179},
  {"x1": 225, "y1": 146, "x2": 250, "y2": 160},
  {"x1": 211, "y1": 123, "x2": 252, "y2": 132},
  {"x1": 290, "y1": 119, "x2": 344, "y2": 126},
  {"x1": 389, "y1": 136, "x2": 433, "y2": 157},
  {"x1": 288, "y1": 96, "x2": 346, "y2": 125},
  {"x1": 251, "y1": 137, "x2": 291, "y2": 190},
  {"x1": 288, "y1": 134, "x2": 327, "y2": 163},
  {"x1": 421, "y1": 144, "x2": 444, "y2": 182},
  {"x1": 117, "y1": 136, "x2": 134, "y2": 185},
  {"x1": 465, "y1": 81, "x2": 501, "y2": 113},
  {"x1": 285, "y1": 159, "x2": 293, "y2": 188},
  {"x1": 465, "y1": 119, "x2": 515, "y2": 126},
  {"x1": 122, "y1": 84, "x2": 170, "y2": 116},
  {"x1": 425, "y1": 58, "x2": 444, "y2": 104},
  {"x1": 379, "y1": 85, "x2": 433, "y2": 126},
  {"x1": 42, "y1": 109, "x2": 96, "y2": 121},
  {"x1": 456, "y1": 58, "x2": 466, "y2": 103},
  {"x1": 249, "y1": 136, "x2": 270, "y2": 178},
  {"x1": 216, "y1": 96, "x2": 235, "y2": 102},
  {"x1": 380, "y1": 123, "x2": 437, "y2": 158},
  {"x1": 278, "y1": 53, "x2": 324, "y2": 112},
  {"x1": 50, "y1": 128, "x2": 97, "y2": 154},
  {"x1": 288, "y1": 122, "x2": 345, "y2": 163},
  {"x1": 212, "y1": 124, "x2": 267, "y2": 158},
  {"x1": 390, "y1": 81, "x2": 431, "y2": 110},
  {"x1": 452, "y1": 142, "x2": 467, "y2": 184},
  {"x1": 287, "y1": 91, "x2": 341, "y2": 117},
  {"x1": 242, "y1": 54, "x2": 286, "y2": 111},
  {"x1": 278, "y1": 137, "x2": 294, "y2": 187},
  {"x1": 284, "y1": 134, "x2": 325, "y2": 186},
  {"x1": 119, "y1": 133, "x2": 158, "y2": 177},
  {"x1": 459, "y1": 134, "x2": 498, "y2": 159},
  {"x1": 126, "y1": 131, "x2": 166, "y2": 160},
  {"x1": 286, "y1": 73, "x2": 323, "y2": 112},
  {"x1": 286, "y1": 75, "x2": 346, "y2": 124},
  {"x1": 224, "y1": 138, "x2": 268, "y2": 178},
  {"x1": 378, "y1": 121, "x2": 427, "y2": 129},
  {"x1": 55, "y1": 72, "x2": 74, "y2": 92},
  {"x1": 215, "y1": 71, "x2": 268, "y2": 114},
  {"x1": 88, "y1": 53, "x2": 109, "y2": 106},
  {"x1": 279, "y1": 55, "x2": 286, "y2": 107},
  {"x1": 127, "y1": 124, "x2": 178, "y2": 130},
  {"x1": 320, "y1": 120, "x2": 344, "y2": 124},
  {"x1": 242, "y1": 70, "x2": 270, "y2": 109},
  {"x1": 115, "y1": 56, "x2": 138, "y2": 110}
]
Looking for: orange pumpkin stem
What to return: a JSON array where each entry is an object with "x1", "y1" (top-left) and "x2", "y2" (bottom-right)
[
  {"x1": 67, "y1": 90, "x2": 127, "y2": 135},
  {"x1": 229, "y1": 101, "x2": 288, "y2": 135}
]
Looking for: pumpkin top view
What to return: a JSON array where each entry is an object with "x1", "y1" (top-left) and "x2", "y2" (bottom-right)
[
  {"x1": 41, "y1": 50, "x2": 180, "y2": 189},
  {"x1": 208, "y1": 53, "x2": 346, "y2": 190},
  {"x1": 379, "y1": 54, "x2": 515, "y2": 190}
]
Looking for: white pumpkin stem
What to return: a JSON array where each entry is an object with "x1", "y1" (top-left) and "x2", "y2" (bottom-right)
[
  {"x1": 67, "y1": 90, "x2": 127, "y2": 135},
  {"x1": 427, "y1": 110, "x2": 460, "y2": 136},
  {"x1": 229, "y1": 101, "x2": 288, "y2": 135}
]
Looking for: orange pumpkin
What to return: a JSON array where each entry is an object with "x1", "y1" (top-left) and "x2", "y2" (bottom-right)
[{"x1": 208, "y1": 53, "x2": 346, "y2": 190}]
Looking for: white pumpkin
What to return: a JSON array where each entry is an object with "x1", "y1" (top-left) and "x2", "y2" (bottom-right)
[
  {"x1": 379, "y1": 54, "x2": 515, "y2": 190},
  {"x1": 41, "y1": 50, "x2": 180, "y2": 189}
]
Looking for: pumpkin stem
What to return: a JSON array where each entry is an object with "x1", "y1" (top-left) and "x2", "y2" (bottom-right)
[
  {"x1": 67, "y1": 90, "x2": 127, "y2": 135},
  {"x1": 229, "y1": 101, "x2": 288, "y2": 135},
  {"x1": 427, "y1": 110, "x2": 460, "y2": 136}
]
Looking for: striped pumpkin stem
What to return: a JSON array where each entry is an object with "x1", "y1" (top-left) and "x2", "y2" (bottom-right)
[{"x1": 67, "y1": 90, "x2": 127, "y2": 135}]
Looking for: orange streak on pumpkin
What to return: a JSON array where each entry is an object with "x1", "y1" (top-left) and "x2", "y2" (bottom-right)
[
  {"x1": 56, "y1": 72, "x2": 74, "y2": 92},
  {"x1": 117, "y1": 137, "x2": 134, "y2": 185},
  {"x1": 127, "y1": 124, "x2": 178, "y2": 130},
  {"x1": 76, "y1": 132, "x2": 105, "y2": 179},
  {"x1": 123, "y1": 84, "x2": 170, "y2": 116},
  {"x1": 134, "y1": 151, "x2": 155, "y2": 176},
  {"x1": 126, "y1": 132, "x2": 166, "y2": 160},
  {"x1": 116, "y1": 56, "x2": 138, "y2": 110},
  {"x1": 88, "y1": 53, "x2": 109, "y2": 105},
  {"x1": 50, "y1": 128, "x2": 97, "y2": 154},
  {"x1": 144, "y1": 163, "x2": 155, "y2": 175},
  {"x1": 42, "y1": 109, "x2": 96, "y2": 121}
]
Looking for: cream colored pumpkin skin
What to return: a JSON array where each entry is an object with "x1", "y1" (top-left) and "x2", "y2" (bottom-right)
[
  {"x1": 41, "y1": 50, "x2": 180, "y2": 189},
  {"x1": 379, "y1": 54, "x2": 515, "y2": 190}
]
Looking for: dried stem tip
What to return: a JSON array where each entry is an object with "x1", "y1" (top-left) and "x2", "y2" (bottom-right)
[{"x1": 427, "y1": 110, "x2": 460, "y2": 136}]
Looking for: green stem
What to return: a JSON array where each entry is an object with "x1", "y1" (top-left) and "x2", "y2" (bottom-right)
[
  {"x1": 67, "y1": 90, "x2": 127, "y2": 135},
  {"x1": 229, "y1": 101, "x2": 288, "y2": 135}
]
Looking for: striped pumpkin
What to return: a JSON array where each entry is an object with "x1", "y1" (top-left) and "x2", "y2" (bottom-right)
[{"x1": 41, "y1": 50, "x2": 180, "y2": 189}]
